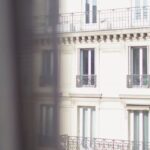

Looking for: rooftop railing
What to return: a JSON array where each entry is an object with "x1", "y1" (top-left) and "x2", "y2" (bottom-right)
[
  {"x1": 33, "y1": 6, "x2": 150, "y2": 33},
  {"x1": 59, "y1": 135, "x2": 150, "y2": 150}
]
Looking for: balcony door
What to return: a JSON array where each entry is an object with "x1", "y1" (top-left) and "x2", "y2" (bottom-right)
[
  {"x1": 78, "y1": 107, "x2": 96, "y2": 139},
  {"x1": 129, "y1": 46, "x2": 148, "y2": 87},
  {"x1": 132, "y1": 0, "x2": 149, "y2": 26},
  {"x1": 79, "y1": 49, "x2": 95, "y2": 86},
  {"x1": 129, "y1": 111, "x2": 149, "y2": 150},
  {"x1": 82, "y1": 0, "x2": 97, "y2": 31}
]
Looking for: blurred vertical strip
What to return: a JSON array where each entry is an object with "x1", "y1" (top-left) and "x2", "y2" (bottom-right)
[
  {"x1": 0, "y1": 0, "x2": 21, "y2": 150},
  {"x1": 13, "y1": 0, "x2": 59, "y2": 150}
]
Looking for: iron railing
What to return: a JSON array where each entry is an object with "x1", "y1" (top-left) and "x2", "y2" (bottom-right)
[
  {"x1": 59, "y1": 135, "x2": 150, "y2": 150},
  {"x1": 33, "y1": 6, "x2": 150, "y2": 33},
  {"x1": 76, "y1": 75, "x2": 96, "y2": 87},
  {"x1": 127, "y1": 74, "x2": 150, "y2": 88}
]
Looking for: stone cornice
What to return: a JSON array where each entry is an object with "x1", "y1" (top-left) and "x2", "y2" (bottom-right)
[{"x1": 58, "y1": 28, "x2": 150, "y2": 44}]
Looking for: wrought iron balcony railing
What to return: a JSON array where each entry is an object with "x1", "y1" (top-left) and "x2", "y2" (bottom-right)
[
  {"x1": 59, "y1": 135, "x2": 150, "y2": 150},
  {"x1": 33, "y1": 6, "x2": 150, "y2": 33},
  {"x1": 127, "y1": 74, "x2": 150, "y2": 88},
  {"x1": 76, "y1": 75, "x2": 96, "y2": 87}
]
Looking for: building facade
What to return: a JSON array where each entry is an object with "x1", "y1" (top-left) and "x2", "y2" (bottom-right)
[{"x1": 31, "y1": 0, "x2": 150, "y2": 149}]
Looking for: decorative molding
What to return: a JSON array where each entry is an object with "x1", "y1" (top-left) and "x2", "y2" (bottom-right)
[
  {"x1": 69, "y1": 93, "x2": 102, "y2": 98},
  {"x1": 58, "y1": 32, "x2": 150, "y2": 44}
]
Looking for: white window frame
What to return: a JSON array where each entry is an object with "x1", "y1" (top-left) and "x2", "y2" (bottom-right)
[
  {"x1": 83, "y1": 0, "x2": 97, "y2": 24},
  {"x1": 128, "y1": 46, "x2": 149, "y2": 87},
  {"x1": 80, "y1": 48, "x2": 95, "y2": 76},
  {"x1": 78, "y1": 106, "x2": 96, "y2": 139},
  {"x1": 128, "y1": 109, "x2": 150, "y2": 149}
]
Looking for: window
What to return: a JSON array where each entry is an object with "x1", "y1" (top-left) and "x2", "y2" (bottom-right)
[
  {"x1": 39, "y1": 105, "x2": 54, "y2": 146},
  {"x1": 40, "y1": 50, "x2": 53, "y2": 87},
  {"x1": 85, "y1": 0, "x2": 97, "y2": 23},
  {"x1": 76, "y1": 48, "x2": 96, "y2": 87},
  {"x1": 127, "y1": 46, "x2": 150, "y2": 88},
  {"x1": 134, "y1": 0, "x2": 148, "y2": 20},
  {"x1": 78, "y1": 107, "x2": 96, "y2": 138},
  {"x1": 129, "y1": 110, "x2": 149, "y2": 149}
]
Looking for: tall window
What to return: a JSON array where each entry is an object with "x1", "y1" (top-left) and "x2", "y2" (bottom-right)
[
  {"x1": 40, "y1": 50, "x2": 53, "y2": 86},
  {"x1": 78, "y1": 107, "x2": 96, "y2": 138},
  {"x1": 85, "y1": 0, "x2": 97, "y2": 23},
  {"x1": 129, "y1": 111, "x2": 149, "y2": 150},
  {"x1": 39, "y1": 105, "x2": 54, "y2": 146},
  {"x1": 80, "y1": 49, "x2": 95, "y2": 75},
  {"x1": 134, "y1": 0, "x2": 148, "y2": 20},
  {"x1": 128, "y1": 46, "x2": 150, "y2": 87},
  {"x1": 76, "y1": 48, "x2": 96, "y2": 87}
]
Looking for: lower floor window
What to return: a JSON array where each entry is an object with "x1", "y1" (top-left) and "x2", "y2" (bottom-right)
[
  {"x1": 39, "y1": 104, "x2": 54, "y2": 146},
  {"x1": 78, "y1": 106, "x2": 96, "y2": 138},
  {"x1": 129, "y1": 110, "x2": 149, "y2": 150}
]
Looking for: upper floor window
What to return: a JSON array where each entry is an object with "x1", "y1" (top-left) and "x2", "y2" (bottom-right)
[
  {"x1": 39, "y1": 50, "x2": 53, "y2": 87},
  {"x1": 85, "y1": 0, "x2": 97, "y2": 23},
  {"x1": 127, "y1": 46, "x2": 150, "y2": 88},
  {"x1": 76, "y1": 48, "x2": 96, "y2": 87},
  {"x1": 39, "y1": 104, "x2": 54, "y2": 146},
  {"x1": 133, "y1": 0, "x2": 148, "y2": 20}
]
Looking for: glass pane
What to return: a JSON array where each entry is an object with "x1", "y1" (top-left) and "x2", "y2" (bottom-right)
[
  {"x1": 92, "y1": 0, "x2": 97, "y2": 23},
  {"x1": 91, "y1": 50, "x2": 95, "y2": 74},
  {"x1": 83, "y1": 108, "x2": 88, "y2": 137},
  {"x1": 82, "y1": 50, "x2": 89, "y2": 75},
  {"x1": 143, "y1": 111, "x2": 149, "y2": 150},
  {"x1": 92, "y1": 6, "x2": 97, "y2": 23},
  {"x1": 85, "y1": 0, "x2": 90, "y2": 23},
  {"x1": 134, "y1": 111, "x2": 139, "y2": 150},
  {"x1": 47, "y1": 106, "x2": 53, "y2": 136},
  {"x1": 41, "y1": 106, "x2": 46, "y2": 136},
  {"x1": 133, "y1": 48, "x2": 140, "y2": 74},
  {"x1": 143, "y1": 47, "x2": 147, "y2": 74},
  {"x1": 42, "y1": 51, "x2": 51, "y2": 78}
]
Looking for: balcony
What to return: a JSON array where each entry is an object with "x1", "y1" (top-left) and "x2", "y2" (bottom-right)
[
  {"x1": 33, "y1": 7, "x2": 150, "y2": 34},
  {"x1": 127, "y1": 74, "x2": 150, "y2": 88},
  {"x1": 59, "y1": 135, "x2": 150, "y2": 150},
  {"x1": 76, "y1": 75, "x2": 96, "y2": 87}
]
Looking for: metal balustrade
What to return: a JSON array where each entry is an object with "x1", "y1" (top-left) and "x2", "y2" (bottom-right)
[
  {"x1": 59, "y1": 135, "x2": 150, "y2": 150},
  {"x1": 33, "y1": 7, "x2": 150, "y2": 33},
  {"x1": 76, "y1": 75, "x2": 96, "y2": 87},
  {"x1": 127, "y1": 74, "x2": 150, "y2": 88}
]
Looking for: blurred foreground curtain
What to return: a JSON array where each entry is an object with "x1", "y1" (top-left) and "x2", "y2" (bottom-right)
[{"x1": 0, "y1": 0, "x2": 59, "y2": 150}]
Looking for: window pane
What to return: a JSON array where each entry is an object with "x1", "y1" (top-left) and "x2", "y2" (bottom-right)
[
  {"x1": 83, "y1": 108, "x2": 88, "y2": 137},
  {"x1": 41, "y1": 50, "x2": 53, "y2": 86},
  {"x1": 143, "y1": 0, "x2": 148, "y2": 19},
  {"x1": 143, "y1": 47, "x2": 147, "y2": 74},
  {"x1": 85, "y1": 0, "x2": 90, "y2": 23},
  {"x1": 47, "y1": 106, "x2": 53, "y2": 136},
  {"x1": 41, "y1": 106, "x2": 47, "y2": 136},
  {"x1": 143, "y1": 111, "x2": 149, "y2": 149},
  {"x1": 134, "y1": 111, "x2": 139, "y2": 150},
  {"x1": 133, "y1": 48, "x2": 140, "y2": 74},
  {"x1": 91, "y1": 50, "x2": 95, "y2": 74},
  {"x1": 82, "y1": 50, "x2": 89, "y2": 74}
]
